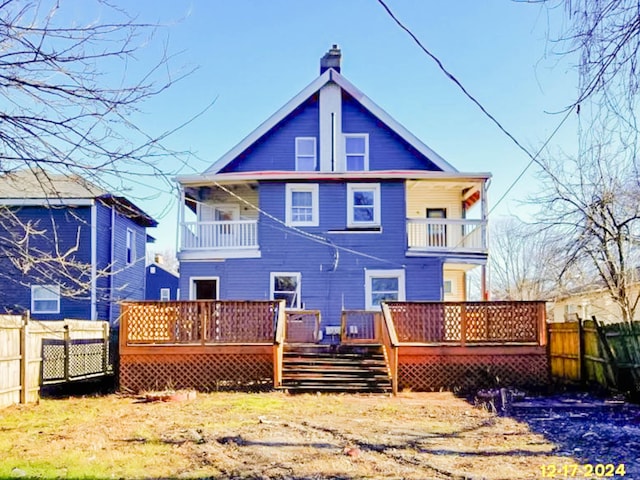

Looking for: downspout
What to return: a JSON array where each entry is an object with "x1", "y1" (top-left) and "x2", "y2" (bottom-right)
[{"x1": 90, "y1": 202, "x2": 97, "y2": 321}]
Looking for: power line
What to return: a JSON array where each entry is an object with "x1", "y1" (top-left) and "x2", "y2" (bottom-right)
[{"x1": 376, "y1": 0, "x2": 573, "y2": 212}]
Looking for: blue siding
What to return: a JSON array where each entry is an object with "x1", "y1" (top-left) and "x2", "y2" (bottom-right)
[
  {"x1": 220, "y1": 95, "x2": 319, "y2": 173},
  {"x1": 95, "y1": 202, "x2": 113, "y2": 321},
  {"x1": 342, "y1": 92, "x2": 443, "y2": 171},
  {"x1": 110, "y1": 211, "x2": 147, "y2": 322},
  {"x1": 0, "y1": 206, "x2": 93, "y2": 320},
  {"x1": 180, "y1": 180, "x2": 443, "y2": 326},
  {"x1": 146, "y1": 264, "x2": 179, "y2": 300}
]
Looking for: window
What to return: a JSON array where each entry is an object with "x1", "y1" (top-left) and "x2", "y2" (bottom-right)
[
  {"x1": 160, "y1": 288, "x2": 170, "y2": 301},
  {"x1": 444, "y1": 280, "x2": 453, "y2": 294},
  {"x1": 31, "y1": 285, "x2": 60, "y2": 314},
  {"x1": 344, "y1": 134, "x2": 368, "y2": 171},
  {"x1": 286, "y1": 184, "x2": 319, "y2": 226},
  {"x1": 347, "y1": 183, "x2": 380, "y2": 227},
  {"x1": 190, "y1": 278, "x2": 218, "y2": 300},
  {"x1": 150, "y1": 266, "x2": 156, "y2": 274},
  {"x1": 295, "y1": 137, "x2": 317, "y2": 171},
  {"x1": 270, "y1": 272, "x2": 301, "y2": 309},
  {"x1": 365, "y1": 269, "x2": 405, "y2": 310},
  {"x1": 126, "y1": 229, "x2": 135, "y2": 264}
]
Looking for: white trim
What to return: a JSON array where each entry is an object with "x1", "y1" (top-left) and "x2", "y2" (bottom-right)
[
  {"x1": 0, "y1": 198, "x2": 94, "y2": 206},
  {"x1": 364, "y1": 269, "x2": 406, "y2": 311},
  {"x1": 347, "y1": 183, "x2": 380, "y2": 228},
  {"x1": 319, "y1": 82, "x2": 342, "y2": 172},
  {"x1": 160, "y1": 288, "x2": 171, "y2": 301},
  {"x1": 343, "y1": 133, "x2": 369, "y2": 171},
  {"x1": 270, "y1": 272, "x2": 301, "y2": 309},
  {"x1": 90, "y1": 204, "x2": 97, "y2": 321},
  {"x1": 109, "y1": 207, "x2": 116, "y2": 324},
  {"x1": 125, "y1": 228, "x2": 135, "y2": 265},
  {"x1": 295, "y1": 137, "x2": 317, "y2": 171},
  {"x1": 202, "y1": 69, "x2": 457, "y2": 175},
  {"x1": 285, "y1": 184, "x2": 319, "y2": 226},
  {"x1": 178, "y1": 170, "x2": 491, "y2": 185},
  {"x1": 177, "y1": 249, "x2": 261, "y2": 261},
  {"x1": 31, "y1": 285, "x2": 61, "y2": 314},
  {"x1": 189, "y1": 276, "x2": 220, "y2": 300}
]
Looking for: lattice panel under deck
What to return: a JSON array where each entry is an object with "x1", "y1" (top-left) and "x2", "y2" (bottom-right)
[
  {"x1": 120, "y1": 353, "x2": 273, "y2": 393},
  {"x1": 398, "y1": 354, "x2": 548, "y2": 391}
]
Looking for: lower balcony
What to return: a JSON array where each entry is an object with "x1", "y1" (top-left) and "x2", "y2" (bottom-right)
[
  {"x1": 406, "y1": 218, "x2": 487, "y2": 255},
  {"x1": 179, "y1": 220, "x2": 260, "y2": 260}
]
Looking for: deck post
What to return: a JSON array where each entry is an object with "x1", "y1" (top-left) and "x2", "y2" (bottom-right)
[
  {"x1": 63, "y1": 324, "x2": 70, "y2": 382},
  {"x1": 460, "y1": 304, "x2": 467, "y2": 346}
]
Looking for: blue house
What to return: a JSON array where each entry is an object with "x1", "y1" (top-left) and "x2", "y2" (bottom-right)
[
  {"x1": 176, "y1": 46, "x2": 490, "y2": 331},
  {"x1": 145, "y1": 258, "x2": 179, "y2": 301},
  {"x1": 0, "y1": 169, "x2": 157, "y2": 323}
]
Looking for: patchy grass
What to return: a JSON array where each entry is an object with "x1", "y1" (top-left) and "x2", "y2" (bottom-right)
[{"x1": 0, "y1": 391, "x2": 573, "y2": 479}]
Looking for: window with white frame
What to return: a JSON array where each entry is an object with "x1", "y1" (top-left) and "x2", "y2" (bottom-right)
[
  {"x1": 295, "y1": 137, "x2": 317, "y2": 171},
  {"x1": 31, "y1": 285, "x2": 61, "y2": 314},
  {"x1": 344, "y1": 134, "x2": 368, "y2": 171},
  {"x1": 160, "y1": 288, "x2": 170, "y2": 301},
  {"x1": 286, "y1": 184, "x2": 319, "y2": 226},
  {"x1": 270, "y1": 272, "x2": 301, "y2": 309},
  {"x1": 126, "y1": 229, "x2": 135, "y2": 264},
  {"x1": 365, "y1": 269, "x2": 405, "y2": 310},
  {"x1": 347, "y1": 183, "x2": 380, "y2": 227}
]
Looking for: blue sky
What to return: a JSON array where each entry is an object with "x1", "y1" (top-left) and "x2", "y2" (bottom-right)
[{"x1": 90, "y1": 1, "x2": 580, "y2": 251}]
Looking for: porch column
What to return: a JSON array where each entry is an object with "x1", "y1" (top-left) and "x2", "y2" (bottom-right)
[
  {"x1": 481, "y1": 180, "x2": 489, "y2": 300},
  {"x1": 176, "y1": 186, "x2": 185, "y2": 253}
]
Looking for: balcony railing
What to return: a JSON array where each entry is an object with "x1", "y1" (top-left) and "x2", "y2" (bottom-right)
[
  {"x1": 181, "y1": 220, "x2": 258, "y2": 250},
  {"x1": 406, "y1": 218, "x2": 486, "y2": 252}
]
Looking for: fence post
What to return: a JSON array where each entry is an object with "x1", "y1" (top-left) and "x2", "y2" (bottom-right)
[
  {"x1": 102, "y1": 322, "x2": 110, "y2": 375},
  {"x1": 460, "y1": 304, "x2": 467, "y2": 346},
  {"x1": 63, "y1": 324, "x2": 70, "y2": 382},
  {"x1": 578, "y1": 317, "x2": 585, "y2": 385},
  {"x1": 19, "y1": 311, "x2": 30, "y2": 404}
]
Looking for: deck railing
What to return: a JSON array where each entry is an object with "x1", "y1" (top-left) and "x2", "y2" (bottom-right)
[
  {"x1": 384, "y1": 301, "x2": 547, "y2": 345},
  {"x1": 181, "y1": 220, "x2": 258, "y2": 250},
  {"x1": 120, "y1": 300, "x2": 279, "y2": 346},
  {"x1": 380, "y1": 304, "x2": 399, "y2": 395},
  {"x1": 285, "y1": 310, "x2": 321, "y2": 343},
  {"x1": 273, "y1": 301, "x2": 287, "y2": 388},
  {"x1": 340, "y1": 310, "x2": 380, "y2": 343},
  {"x1": 406, "y1": 218, "x2": 486, "y2": 252}
]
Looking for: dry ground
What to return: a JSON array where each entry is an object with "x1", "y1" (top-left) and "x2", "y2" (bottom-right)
[{"x1": 0, "y1": 391, "x2": 614, "y2": 479}]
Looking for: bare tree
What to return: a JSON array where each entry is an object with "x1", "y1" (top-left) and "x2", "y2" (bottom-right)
[
  {"x1": 533, "y1": 141, "x2": 640, "y2": 323},
  {"x1": 489, "y1": 216, "x2": 565, "y2": 301},
  {"x1": 0, "y1": 0, "x2": 195, "y2": 308}
]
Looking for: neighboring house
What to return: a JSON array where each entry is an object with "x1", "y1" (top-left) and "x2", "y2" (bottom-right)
[
  {"x1": 0, "y1": 169, "x2": 157, "y2": 322},
  {"x1": 552, "y1": 285, "x2": 640, "y2": 323},
  {"x1": 175, "y1": 45, "x2": 490, "y2": 328},
  {"x1": 145, "y1": 258, "x2": 179, "y2": 301}
]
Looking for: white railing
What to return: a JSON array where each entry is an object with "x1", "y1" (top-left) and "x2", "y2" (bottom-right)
[
  {"x1": 181, "y1": 220, "x2": 258, "y2": 250},
  {"x1": 406, "y1": 218, "x2": 486, "y2": 252}
]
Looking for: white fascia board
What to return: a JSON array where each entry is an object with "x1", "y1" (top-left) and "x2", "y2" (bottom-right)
[
  {"x1": 205, "y1": 70, "x2": 333, "y2": 174},
  {"x1": 0, "y1": 198, "x2": 94, "y2": 206},
  {"x1": 330, "y1": 71, "x2": 458, "y2": 173},
  {"x1": 176, "y1": 170, "x2": 491, "y2": 186}
]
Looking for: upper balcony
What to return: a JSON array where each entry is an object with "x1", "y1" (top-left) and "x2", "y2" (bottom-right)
[{"x1": 406, "y1": 218, "x2": 487, "y2": 255}]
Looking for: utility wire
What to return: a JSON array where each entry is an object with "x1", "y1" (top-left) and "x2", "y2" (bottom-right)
[{"x1": 376, "y1": 0, "x2": 573, "y2": 212}]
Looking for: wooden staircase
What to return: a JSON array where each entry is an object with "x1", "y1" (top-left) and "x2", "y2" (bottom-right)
[{"x1": 280, "y1": 344, "x2": 392, "y2": 393}]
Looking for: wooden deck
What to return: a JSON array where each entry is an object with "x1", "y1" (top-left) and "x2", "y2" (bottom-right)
[{"x1": 118, "y1": 300, "x2": 549, "y2": 394}]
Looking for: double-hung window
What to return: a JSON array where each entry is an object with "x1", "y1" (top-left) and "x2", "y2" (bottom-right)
[
  {"x1": 270, "y1": 272, "x2": 301, "y2": 309},
  {"x1": 295, "y1": 137, "x2": 317, "y2": 171},
  {"x1": 126, "y1": 229, "x2": 135, "y2": 265},
  {"x1": 286, "y1": 184, "x2": 319, "y2": 226},
  {"x1": 365, "y1": 269, "x2": 405, "y2": 310},
  {"x1": 160, "y1": 288, "x2": 171, "y2": 301},
  {"x1": 31, "y1": 285, "x2": 61, "y2": 314},
  {"x1": 344, "y1": 134, "x2": 368, "y2": 171},
  {"x1": 347, "y1": 183, "x2": 380, "y2": 228}
]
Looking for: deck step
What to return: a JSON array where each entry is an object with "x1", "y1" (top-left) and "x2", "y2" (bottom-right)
[{"x1": 280, "y1": 343, "x2": 392, "y2": 394}]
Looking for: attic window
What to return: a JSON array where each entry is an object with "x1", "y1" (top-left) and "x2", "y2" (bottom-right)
[
  {"x1": 295, "y1": 137, "x2": 317, "y2": 171},
  {"x1": 345, "y1": 134, "x2": 369, "y2": 171}
]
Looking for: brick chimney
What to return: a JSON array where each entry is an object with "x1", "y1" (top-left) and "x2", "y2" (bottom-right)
[{"x1": 320, "y1": 44, "x2": 341, "y2": 74}]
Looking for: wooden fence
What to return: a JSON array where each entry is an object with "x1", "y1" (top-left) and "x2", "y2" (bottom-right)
[
  {"x1": 119, "y1": 300, "x2": 284, "y2": 393},
  {"x1": 549, "y1": 318, "x2": 640, "y2": 392},
  {"x1": 0, "y1": 315, "x2": 111, "y2": 409}
]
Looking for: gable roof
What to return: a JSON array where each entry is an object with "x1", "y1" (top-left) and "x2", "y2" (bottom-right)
[
  {"x1": 0, "y1": 169, "x2": 158, "y2": 227},
  {"x1": 204, "y1": 68, "x2": 457, "y2": 175}
]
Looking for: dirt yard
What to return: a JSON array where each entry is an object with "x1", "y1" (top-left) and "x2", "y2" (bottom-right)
[{"x1": 0, "y1": 391, "x2": 637, "y2": 479}]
